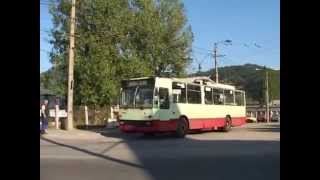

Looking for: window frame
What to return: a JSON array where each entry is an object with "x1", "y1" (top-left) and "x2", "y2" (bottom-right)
[
  {"x1": 235, "y1": 90, "x2": 245, "y2": 106},
  {"x1": 224, "y1": 89, "x2": 236, "y2": 106},
  {"x1": 172, "y1": 82, "x2": 187, "y2": 103},
  {"x1": 186, "y1": 83, "x2": 202, "y2": 104},
  {"x1": 204, "y1": 86, "x2": 214, "y2": 104},
  {"x1": 212, "y1": 88, "x2": 224, "y2": 105}
]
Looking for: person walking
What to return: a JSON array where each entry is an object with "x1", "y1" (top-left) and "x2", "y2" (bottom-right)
[{"x1": 40, "y1": 100, "x2": 49, "y2": 134}]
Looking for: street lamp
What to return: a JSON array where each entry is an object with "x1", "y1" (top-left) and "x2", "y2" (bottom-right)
[
  {"x1": 213, "y1": 40, "x2": 232, "y2": 83},
  {"x1": 256, "y1": 66, "x2": 270, "y2": 123}
]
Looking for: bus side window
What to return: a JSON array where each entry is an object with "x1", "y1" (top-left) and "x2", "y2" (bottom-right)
[
  {"x1": 204, "y1": 87, "x2": 213, "y2": 104},
  {"x1": 187, "y1": 84, "x2": 201, "y2": 104},
  {"x1": 235, "y1": 91, "x2": 244, "y2": 106},
  {"x1": 159, "y1": 88, "x2": 169, "y2": 109},
  {"x1": 213, "y1": 88, "x2": 224, "y2": 105},
  {"x1": 172, "y1": 82, "x2": 186, "y2": 103},
  {"x1": 224, "y1": 90, "x2": 235, "y2": 105}
]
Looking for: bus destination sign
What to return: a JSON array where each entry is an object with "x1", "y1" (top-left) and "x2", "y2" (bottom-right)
[{"x1": 122, "y1": 78, "x2": 154, "y2": 88}]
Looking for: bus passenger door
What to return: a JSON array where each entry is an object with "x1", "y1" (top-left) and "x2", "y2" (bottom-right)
[{"x1": 158, "y1": 87, "x2": 170, "y2": 120}]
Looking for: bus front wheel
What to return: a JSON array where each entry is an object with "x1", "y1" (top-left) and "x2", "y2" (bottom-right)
[
  {"x1": 222, "y1": 116, "x2": 232, "y2": 132},
  {"x1": 175, "y1": 117, "x2": 188, "y2": 138}
]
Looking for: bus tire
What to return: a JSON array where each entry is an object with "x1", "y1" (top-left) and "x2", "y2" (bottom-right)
[
  {"x1": 222, "y1": 116, "x2": 232, "y2": 132},
  {"x1": 175, "y1": 117, "x2": 188, "y2": 138}
]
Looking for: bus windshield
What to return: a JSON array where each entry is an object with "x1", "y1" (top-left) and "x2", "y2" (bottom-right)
[
  {"x1": 120, "y1": 86, "x2": 154, "y2": 108},
  {"x1": 120, "y1": 87, "x2": 136, "y2": 108},
  {"x1": 135, "y1": 87, "x2": 153, "y2": 108}
]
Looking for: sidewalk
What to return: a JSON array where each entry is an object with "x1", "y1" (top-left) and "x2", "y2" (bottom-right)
[{"x1": 41, "y1": 128, "x2": 110, "y2": 141}]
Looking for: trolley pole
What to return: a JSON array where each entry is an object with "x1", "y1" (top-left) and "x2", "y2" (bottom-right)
[{"x1": 66, "y1": 0, "x2": 76, "y2": 130}]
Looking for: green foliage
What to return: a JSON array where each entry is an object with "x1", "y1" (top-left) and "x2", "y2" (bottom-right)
[
  {"x1": 40, "y1": 66, "x2": 67, "y2": 97},
  {"x1": 43, "y1": 0, "x2": 193, "y2": 106},
  {"x1": 191, "y1": 64, "x2": 280, "y2": 103}
]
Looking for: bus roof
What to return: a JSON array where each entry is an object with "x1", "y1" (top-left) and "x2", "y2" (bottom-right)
[
  {"x1": 170, "y1": 76, "x2": 236, "y2": 90},
  {"x1": 123, "y1": 76, "x2": 237, "y2": 90}
]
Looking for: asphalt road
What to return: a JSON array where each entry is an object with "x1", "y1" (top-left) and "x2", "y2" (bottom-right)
[{"x1": 40, "y1": 123, "x2": 280, "y2": 180}]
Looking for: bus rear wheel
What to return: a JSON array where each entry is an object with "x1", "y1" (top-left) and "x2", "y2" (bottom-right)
[
  {"x1": 175, "y1": 117, "x2": 188, "y2": 138},
  {"x1": 222, "y1": 116, "x2": 232, "y2": 132}
]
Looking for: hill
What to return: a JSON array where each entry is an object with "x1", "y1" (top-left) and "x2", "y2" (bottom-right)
[
  {"x1": 189, "y1": 64, "x2": 280, "y2": 103},
  {"x1": 41, "y1": 63, "x2": 280, "y2": 104}
]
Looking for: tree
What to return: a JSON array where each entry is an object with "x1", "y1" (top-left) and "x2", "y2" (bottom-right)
[{"x1": 46, "y1": 0, "x2": 193, "y2": 106}]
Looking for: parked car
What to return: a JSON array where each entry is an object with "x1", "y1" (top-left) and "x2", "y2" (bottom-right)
[
  {"x1": 257, "y1": 115, "x2": 266, "y2": 122},
  {"x1": 246, "y1": 116, "x2": 257, "y2": 123}
]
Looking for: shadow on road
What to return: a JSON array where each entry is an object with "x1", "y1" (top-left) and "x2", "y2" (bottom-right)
[
  {"x1": 40, "y1": 136, "x2": 144, "y2": 169},
  {"x1": 41, "y1": 128, "x2": 280, "y2": 180}
]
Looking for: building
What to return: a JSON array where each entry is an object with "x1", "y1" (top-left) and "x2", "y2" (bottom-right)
[{"x1": 246, "y1": 100, "x2": 280, "y2": 122}]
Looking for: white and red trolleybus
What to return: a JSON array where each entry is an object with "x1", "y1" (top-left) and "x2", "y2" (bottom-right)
[{"x1": 118, "y1": 76, "x2": 246, "y2": 137}]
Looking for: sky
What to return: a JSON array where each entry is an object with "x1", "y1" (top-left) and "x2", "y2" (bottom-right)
[
  {"x1": 40, "y1": 0, "x2": 280, "y2": 73},
  {"x1": 40, "y1": 2, "x2": 53, "y2": 73}
]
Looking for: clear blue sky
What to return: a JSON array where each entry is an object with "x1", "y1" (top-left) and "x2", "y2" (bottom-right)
[{"x1": 40, "y1": 0, "x2": 280, "y2": 73}]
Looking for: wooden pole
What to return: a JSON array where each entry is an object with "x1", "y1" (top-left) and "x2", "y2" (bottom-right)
[{"x1": 66, "y1": 0, "x2": 76, "y2": 130}]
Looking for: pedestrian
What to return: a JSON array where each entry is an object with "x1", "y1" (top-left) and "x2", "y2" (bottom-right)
[{"x1": 40, "y1": 100, "x2": 49, "y2": 134}]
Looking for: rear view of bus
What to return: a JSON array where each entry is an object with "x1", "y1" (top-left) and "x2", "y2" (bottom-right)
[{"x1": 118, "y1": 77, "x2": 246, "y2": 138}]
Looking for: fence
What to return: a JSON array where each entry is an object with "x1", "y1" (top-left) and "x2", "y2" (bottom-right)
[{"x1": 73, "y1": 105, "x2": 112, "y2": 127}]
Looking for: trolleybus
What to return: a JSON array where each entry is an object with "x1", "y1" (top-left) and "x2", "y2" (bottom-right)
[{"x1": 118, "y1": 76, "x2": 246, "y2": 137}]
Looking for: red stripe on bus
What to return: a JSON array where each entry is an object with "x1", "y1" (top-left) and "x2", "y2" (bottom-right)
[
  {"x1": 119, "y1": 120, "x2": 177, "y2": 133},
  {"x1": 119, "y1": 117, "x2": 246, "y2": 133},
  {"x1": 188, "y1": 117, "x2": 246, "y2": 129},
  {"x1": 189, "y1": 118, "x2": 225, "y2": 129}
]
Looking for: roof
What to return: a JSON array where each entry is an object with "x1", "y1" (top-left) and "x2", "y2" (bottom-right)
[
  {"x1": 123, "y1": 76, "x2": 237, "y2": 90},
  {"x1": 171, "y1": 76, "x2": 235, "y2": 90}
]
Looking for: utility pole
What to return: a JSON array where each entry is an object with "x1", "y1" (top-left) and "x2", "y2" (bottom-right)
[
  {"x1": 265, "y1": 66, "x2": 270, "y2": 123},
  {"x1": 212, "y1": 40, "x2": 231, "y2": 83},
  {"x1": 66, "y1": 0, "x2": 76, "y2": 130},
  {"x1": 213, "y1": 43, "x2": 218, "y2": 83}
]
